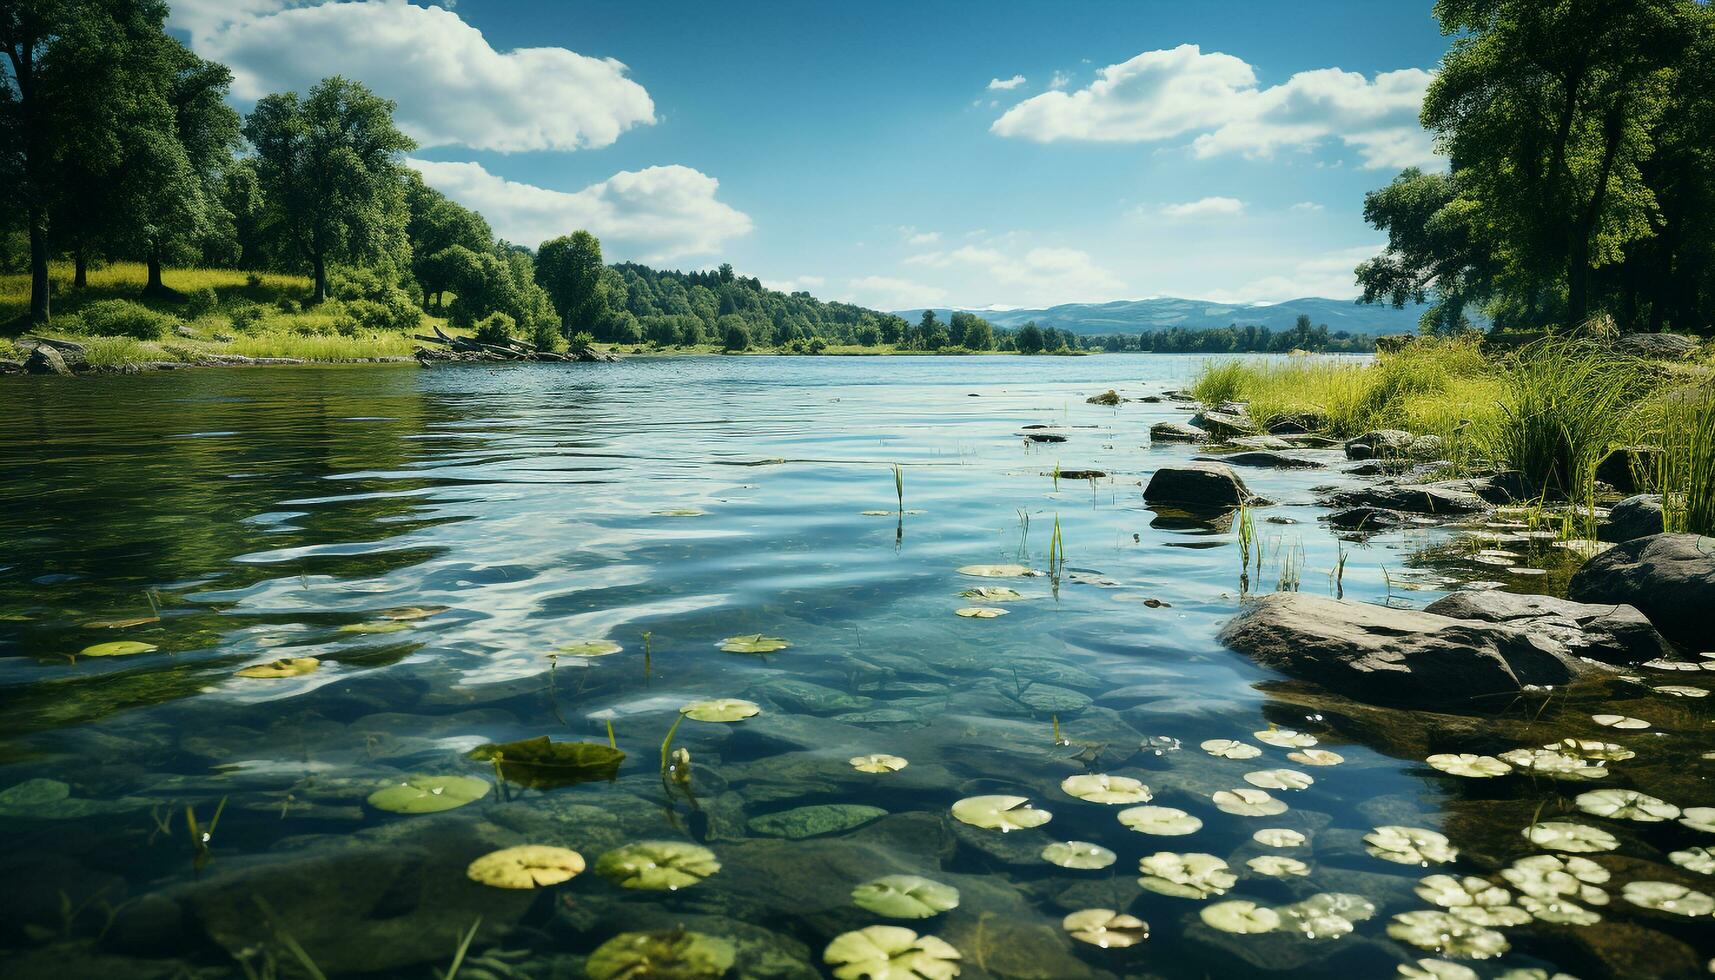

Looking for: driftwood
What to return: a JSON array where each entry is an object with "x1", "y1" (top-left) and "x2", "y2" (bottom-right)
[{"x1": 412, "y1": 324, "x2": 618, "y2": 366}]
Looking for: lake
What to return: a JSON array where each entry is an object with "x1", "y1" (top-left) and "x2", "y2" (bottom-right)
[{"x1": 0, "y1": 355, "x2": 1701, "y2": 978}]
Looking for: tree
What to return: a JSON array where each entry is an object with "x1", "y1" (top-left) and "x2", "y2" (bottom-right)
[
  {"x1": 962, "y1": 317, "x2": 994, "y2": 350},
  {"x1": 405, "y1": 173, "x2": 491, "y2": 307},
  {"x1": 1355, "y1": 167, "x2": 1491, "y2": 334},
  {"x1": 243, "y1": 76, "x2": 414, "y2": 304},
  {"x1": 719, "y1": 314, "x2": 749, "y2": 351},
  {"x1": 3, "y1": 0, "x2": 174, "y2": 322},
  {"x1": 1015, "y1": 321, "x2": 1045, "y2": 354},
  {"x1": 535, "y1": 230, "x2": 605, "y2": 334}
]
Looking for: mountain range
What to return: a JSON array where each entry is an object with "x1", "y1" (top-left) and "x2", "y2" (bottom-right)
[{"x1": 894, "y1": 296, "x2": 1431, "y2": 337}]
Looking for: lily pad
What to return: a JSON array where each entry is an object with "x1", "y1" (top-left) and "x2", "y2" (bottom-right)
[
  {"x1": 1591, "y1": 713, "x2": 1649, "y2": 729},
  {"x1": 1653, "y1": 684, "x2": 1709, "y2": 697},
  {"x1": 1668, "y1": 846, "x2": 1714, "y2": 875},
  {"x1": 719, "y1": 634, "x2": 790, "y2": 654},
  {"x1": 586, "y1": 928, "x2": 735, "y2": 980},
  {"x1": 1621, "y1": 880, "x2": 1714, "y2": 916},
  {"x1": 955, "y1": 606, "x2": 1008, "y2": 619},
  {"x1": 1496, "y1": 748, "x2": 1607, "y2": 780},
  {"x1": 1574, "y1": 788, "x2": 1679, "y2": 822},
  {"x1": 823, "y1": 926, "x2": 961, "y2": 980},
  {"x1": 957, "y1": 563, "x2": 1036, "y2": 578},
  {"x1": 466, "y1": 845, "x2": 585, "y2": 889},
  {"x1": 1276, "y1": 893, "x2": 1375, "y2": 940},
  {"x1": 378, "y1": 605, "x2": 447, "y2": 621},
  {"x1": 961, "y1": 586, "x2": 1024, "y2": 601},
  {"x1": 1522, "y1": 821, "x2": 1618, "y2": 853},
  {"x1": 1544, "y1": 738, "x2": 1633, "y2": 761},
  {"x1": 1042, "y1": 840, "x2": 1116, "y2": 870},
  {"x1": 1200, "y1": 739, "x2": 1262, "y2": 760},
  {"x1": 1386, "y1": 910, "x2": 1508, "y2": 959},
  {"x1": 1399, "y1": 959, "x2": 1478, "y2": 980},
  {"x1": 951, "y1": 794, "x2": 1051, "y2": 832},
  {"x1": 1118, "y1": 805, "x2": 1202, "y2": 836},
  {"x1": 1425, "y1": 753, "x2": 1510, "y2": 778},
  {"x1": 1500, "y1": 854, "x2": 1609, "y2": 906},
  {"x1": 850, "y1": 753, "x2": 908, "y2": 773},
  {"x1": 1365, "y1": 826, "x2": 1458, "y2": 865},
  {"x1": 1213, "y1": 788, "x2": 1287, "y2": 816},
  {"x1": 1287, "y1": 749, "x2": 1344, "y2": 766},
  {"x1": 1678, "y1": 806, "x2": 1715, "y2": 832},
  {"x1": 79, "y1": 641, "x2": 157, "y2": 658},
  {"x1": 366, "y1": 775, "x2": 490, "y2": 814},
  {"x1": 555, "y1": 639, "x2": 622, "y2": 657},
  {"x1": 1061, "y1": 773, "x2": 1152, "y2": 804},
  {"x1": 235, "y1": 657, "x2": 320, "y2": 678},
  {"x1": 1247, "y1": 855, "x2": 1310, "y2": 878},
  {"x1": 1136, "y1": 852, "x2": 1235, "y2": 899},
  {"x1": 1416, "y1": 875, "x2": 1512, "y2": 911},
  {"x1": 680, "y1": 698, "x2": 760, "y2": 722},
  {"x1": 1252, "y1": 828, "x2": 1305, "y2": 848},
  {"x1": 1062, "y1": 908, "x2": 1148, "y2": 948},
  {"x1": 595, "y1": 841, "x2": 720, "y2": 891},
  {"x1": 1200, "y1": 900, "x2": 1281, "y2": 934},
  {"x1": 1243, "y1": 768, "x2": 1313, "y2": 791},
  {"x1": 1254, "y1": 728, "x2": 1317, "y2": 748},
  {"x1": 1516, "y1": 895, "x2": 1601, "y2": 925},
  {"x1": 468, "y1": 736, "x2": 624, "y2": 789},
  {"x1": 337, "y1": 621, "x2": 411, "y2": 634},
  {"x1": 851, "y1": 875, "x2": 960, "y2": 919}
]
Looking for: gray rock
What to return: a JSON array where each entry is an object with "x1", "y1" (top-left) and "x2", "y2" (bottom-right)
[
  {"x1": 747, "y1": 804, "x2": 887, "y2": 839},
  {"x1": 1343, "y1": 429, "x2": 1415, "y2": 459},
  {"x1": 1325, "y1": 507, "x2": 1405, "y2": 532},
  {"x1": 1422, "y1": 590, "x2": 1672, "y2": 665},
  {"x1": 1217, "y1": 593, "x2": 1603, "y2": 708},
  {"x1": 1569, "y1": 533, "x2": 1715, "y2": 645},
  {"x1": 1407, "y1": 433, "x2": 1444, "y2": 459},
  {"x1": 1230, "y1": 435, "x2": 1295, "y2": 451},
  {"x1": 1194, "y1": 450, "x2": 1324, "y2": 470},
  {"x1": 23, "y1": 345, "x2": 72, "y2": 376},
  {"x1": 1143, "y1": 461, "x2": 1252, "y2": 508},
  {"x1": 1617, "y1": 332, "x2": 1699, "y2": 360},
  {"x1": 1191, "y1": 409, "x2": 1256, "y2": 437},
  {"x1": 1600, "y1": 494, "x2": 1665, "y2": 543},
  {"x1": 1267, "y1": 413, "x2": 1324, "y2": 434},
  {"x1": 1325, "y1": 482, "x2": 1487, "y2": 514},
  {"x1": 1149, "y1": 421, "x2": 1207, "y2": 443}
]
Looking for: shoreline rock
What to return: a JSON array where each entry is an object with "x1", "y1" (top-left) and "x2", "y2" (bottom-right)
[
  {"x1": 1421, "y1": 590, "x2": 1671, "y2": 665},
  {"x1": 1144, "y1": 461, "x2": 1253, "y2": 509},
  {"x1": 1568, "y1": 533, "x2": 1715, "y2": 645}
]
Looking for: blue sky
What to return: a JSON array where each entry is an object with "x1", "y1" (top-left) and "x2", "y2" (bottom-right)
[{"x1": 170, "y1": 0, "x2": 1454, "y2": 310}]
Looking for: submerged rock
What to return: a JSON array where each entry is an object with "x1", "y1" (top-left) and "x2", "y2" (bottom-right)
[
  {"x1": 1194, "y1": 450, "x2": 1324, "y2": 470},
  {"x1": 1324, "y1": 507, "x2": 1405, "y2": 532},
  {"x1": 1569, "y1": 533, "x2": 1715, "y2": 645},
  {"x1": 1599, "y1": 494, "x2": 1664, "y2": 543},
  {"x1": 23, "y1": 345, "x2": 73, "y2": 376},
  {"x1": 747, "y1": 804, "x2": 887, "y2": 840},
  {"x1": 1324, "y1": 482, "x2": 1487, "y2": 514},
  {"x1": 1342, "y1": 429, "x2": 1415, "y2": 460},
  {"x1": 1422, "y1": 590, "x2": 1672, "y2": 665},
  {"x1": 1144, "y1": 462, "x2": 1252, "y2": 509},
  {"x1": 1085, "y1": 389, "x2": 1122, "y2": 405},
  {"x1": 1218, "y1": 593, "x2": 1603, "y2": 709},
  {"x1": 1149, "y1": 421, "x2": 1207, "y2": 443}
]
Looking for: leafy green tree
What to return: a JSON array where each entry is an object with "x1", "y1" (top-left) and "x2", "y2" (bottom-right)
[
  {"x1": 962, "y1": 317, "x2": 994, "y2": 350},
  {"x1": 405, "y1": 173, "x2": 491, "y2": 308},
  {"x1": 1015, "y1": 321, "x2": 1045, "y2": 354},
  {"x1": 1355, "y1": 167, "x2": 1490, "y2": 334},
  {"x1": 243, "y1": 76, "x2": 415, "y2": 304},
  {"x1": 535, "y1": 230, "x2": 605, "y2": 334},
  {"x1": 719, "y1": 314, "x2": 749, "y2": 351}
]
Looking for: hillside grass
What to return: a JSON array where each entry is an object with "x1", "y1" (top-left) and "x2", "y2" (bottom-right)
[{"x1": 2, "y1": 261, "x2": 432, "y2": 365}]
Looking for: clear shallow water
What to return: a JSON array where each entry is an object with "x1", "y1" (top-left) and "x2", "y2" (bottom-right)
[{"x1": 0, "y1": 356, "x2": 1706, "y2": 979}]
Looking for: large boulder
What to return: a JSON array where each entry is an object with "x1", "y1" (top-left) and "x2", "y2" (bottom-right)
[
  {"x1": 1569, "y1": 533, "x2": 1715, "y2": 645},
  {"x1": 1422, "y1": 590, "x2": 1672, "y2": 665},
  {"x1": 1149, "y1": 421, "x2": 1207, "y2": 443},
  {"x1": 23, "y1": 345, "x2": 73, "y2": 376},
  {"x1": 1617, "y1": 332, "x2": 1699, "y2": 360},
  {"x1": 1190, "y1": 409, "x2": 1256, "y2": 437},
  {"x1": 1600, "y1": 494, "x2": 1665, "y2": 543},
  {"x1": 1218, "y1": 593, "x2": 1603, "y2": 708},
  {"x1": 1143, "y1": 462, "x2": 1251, "y2": 509},
  {"x1": 1343, "y1": 430, "x2": 1415, "y2": 460}
]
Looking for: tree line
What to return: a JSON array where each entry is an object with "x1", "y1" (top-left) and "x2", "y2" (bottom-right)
[
  {"x1": 1090, "y1": 316, "x2": 1376, "y2": 353},
  {"x1": 1358, "y1": 0, "x2": 1715, "y2": 335}
]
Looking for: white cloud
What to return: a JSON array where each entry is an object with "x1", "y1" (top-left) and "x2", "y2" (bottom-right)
[
  {"x1": 406, "y1": 158, "x2": 752, "y2": 261},
  {"x1": 841, "y1": 276, "x2": 949, "y2": 311},
  {"x1": 991, "y1": 43, "x2": 1438, "y2": 169},
  {"x1": 765, "y1": 275, "x2": 826, "y2": 294},
  {"x1": 987, "y1": 74, "x2": 1026, "y2": 91},
  {"x1": 904, "y1": 242, "x2": 1125, "y2": 307},
  {"x1": 1159, "y1": 196, "x2": 1245, "y2": 218},
  {"x1": 1205, "y1": 245, "x2": 1381, "y2": 303},
  {"x1": 905, "y1": 230, "x2": 942, "y2": 246},
  {"x1": 1049, "y1": 70, "x2": 1072, "y2": 91},
  {"x1": 1290, "y1": 201, "x2": 1325, "y2": 211},
  {"x1": 173, "y1": 0, "x2": 654, "y2": 153}
]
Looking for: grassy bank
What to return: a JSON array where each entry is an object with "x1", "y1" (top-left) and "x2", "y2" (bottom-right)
[
  {"x1": 2, "y1": 262, "x2": 432, "y2": 366},
  {"x1": 1190, "y1": 336, "x2": 1715, "y2": 532}
]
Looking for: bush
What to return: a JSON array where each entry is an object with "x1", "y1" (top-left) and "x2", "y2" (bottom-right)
[
  {"x1": 71, "y1": 299, "x2": 178, "y2": 340},
  {"x1": 183, "y1": 287, "x2": 219, "y2": 320},
  {"x1": 569, "y1": 330, "x2": 595, "y2": 351},
  {"x1": 328, "y1": 267, "x2": 421, "y2": 331},
  {"x1": 245, "y1": 273, "x2": 263, "y2": 290},
  {"x1": 1486, "y1": 337, "x2": 1647, "y2": 497},
  {"x1": 276, "y1": 297, "x2": 298, "y2": 314},
  {"x1": 227, "y1": 302, "x2": 265, "y2": 333},
  {"x1": 722, "y1": 319, "x2": 751, "y2": 352},
  {"x1": 473, "y1": 312, "x2": 516, "y2": 346}
]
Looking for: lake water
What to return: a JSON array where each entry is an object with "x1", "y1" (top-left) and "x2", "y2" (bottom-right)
[{"x1": 0, "y1": 355, "x2": 1706, "y2": 979}]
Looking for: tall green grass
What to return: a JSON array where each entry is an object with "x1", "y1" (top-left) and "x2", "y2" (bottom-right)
[
  {"x1": 1485, "y1": 338, "x2": 1647, "y2": 498},
  {"x1": 1655, "y1": 386, "x2": 1715, "y2": 535}
]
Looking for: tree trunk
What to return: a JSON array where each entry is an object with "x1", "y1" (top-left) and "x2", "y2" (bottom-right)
[
  {"x1": 311, "y1": 254, "x2": 327, "y2": 305},
  {"x1": 1568, "y1": 105, "x2": 1627, "y2": 327},
  {"x1": 28, "y1": 208, "x2": 50, "y2": 324},
  {"x1": 74, "y1": 251, "x2": 88, "y2": 289},
  {"x1": 145, "y1": 251, "x2": 164, "y2": 293}
]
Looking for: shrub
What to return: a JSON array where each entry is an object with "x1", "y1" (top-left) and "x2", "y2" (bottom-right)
[
  {"x1": 245, "y1": 273, "x2": 264, "y2": 290},
  {"x1": 183, "y1": 286, "x2": 219, "y2": 320},
  {"x1": 327, "y1": 267, "x2": 421, "y2": 331},
  {"x1": 276, "y1": 297, "x2": 298, "y2": 314},
  {"x1": 227, "y1": 302, "x2": 265, "y2": 333},
  {"x1": 722, "y1": 319, "x2": 751, "y2": 352},
  {"x1": 569, "y1": 330, "x2": 595, "y2": 351},
  {"x1": 72, "y1": 299, "x2": 178, "y2": 340},
  {"x1": 473, "y1": 312, "x2": 516, "y2": 346},
  {"x1": 1486, "y1": 337, "x2": 1647, "y2": 498}
]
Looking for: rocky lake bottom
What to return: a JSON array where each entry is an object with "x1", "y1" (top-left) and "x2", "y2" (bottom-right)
[{"x1": 0, "y1": 354, "x2": 1710, "y2": 979}]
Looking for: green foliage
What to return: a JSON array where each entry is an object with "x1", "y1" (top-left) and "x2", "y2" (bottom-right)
[
  {"x1": 569, "y1": 331, "x2": 595, "y2": 351},
  {"x1": 720, "y1": 316, "x2": 751, "y2": 351},
  {"x1": 535, "y1": 231, "x2": 606, "y2": 334},
  {"x1": 1485, "y1": 337, "x2": 1648, "y2": 497},
  {"x1": 183, "y1": 287, "x2": 219, "y2": 320},
  {"x1": 1015, "y1": 322, "x2": 1045, "y2": 355},
  {"x1": 1191, "y1": 361, "x2": 1249, "y2": 406},
  {"x1": 1653, "y1": 386, "x2": 1715, "y2": 534},
  {"x1": 472, "y1": 312, "x2": 516, "y2": 346},
  {"x1": 66, "y1": 300, "x2": 178, "y2": 340}
]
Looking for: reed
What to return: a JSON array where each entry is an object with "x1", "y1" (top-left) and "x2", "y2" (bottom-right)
[
  {"x1": 1486, "y1": 337, "x2": 1647, "y2": 499},
  {"x1": 1656, "y1": 386, "x2": 1715, "y2": 535}
]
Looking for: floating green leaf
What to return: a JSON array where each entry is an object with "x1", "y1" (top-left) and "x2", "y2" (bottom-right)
[
  {"x1": 1276, "y1": 892, "x2": 1374, "y2": 940},
  {"x1": 718, "y1": 634, "x2": 790, "y2": 654},
  {"x1": 954, "y1": 606, "x2": 1008, "y2": 619},
  {"x1": 956, "y1": 564, "x2": 1036, "y2": 578},
  {"x1": 1243, "y1": 768, "x2": 1313, "y2": 791},
  {"x1": 1365, "y1": 826, "x2": 1458, "y2": 865},
  {"x1": 680, "y1": 698, "x2": 760, "y2": 722},
  {"x1": 1247, "y1": 855, "x2": 1310, "y2": 878},
  {"x1": 1590, "y1": 713, "x2": 1649, "y2": 730},
  {"x1": 1062, "y1": 909, "x2": 1148, "y2": 948},
  {"x1": 586, "y1": 928, "x2": 735, "y2": 980},
  {"x1": 1621, "y1": 881, "x2": 1714, "y2": 916},
  {"x1": 1425, "y1": 753, "x2": 1510, "y2": 778},
  {"x1": 1252, "y1": 828, "x2": 1305, "y2": 848},
  {"x1": 823, "y1": 926, "x2": 961, "y2": 980},
  {"x1": 961, "y1": 586, "x2": 1024, "y2": 602},
  {"x1": 1522, "y1": 821, "x2": 1618, "y2": 853},
  {"x1": 1574, "y1": 788, "x2": 1679, "y2": 822},
  {"x1": 1386, "y1": 910, "x2": 1508, "y2": 959},
  {"x1": 1061, "y1": 773, "x2": 1152, "y2": 804},
  {"x1": 467, "y1": 736, "x2": 624, "y2": 789},
  {"x1": 595, "y1": 841, "x2": 720, "y2": 891},
  {"x1": 1254, "y1": 728, "x2": 1317, "y2": 748},
  {"x1": 851, "y1": 875, "x2": 960, "y2": 919},
  {"x1": 337, "y1": 621, "x2": 411, "y2": 634},
  {"x1": 1117, "y1": 805, "x2": 1202, "y2": 836},
  {"x1": 1136, "y1": 852, "x2": 1235, "y2": 899},
  {"x1": 951, "y1": 794, "x2": 1051, "y2": 832},
  {"x1": 80, "y1": 641, "x2": 157, "y2": 658},
  {"x1": 1200, "y1": 738, "x2": 1261, "y2": 760},
  {"x1": 466, "y1": 845, "x2": 585, "y2": 889},
  {"x1": 849, "y1": 753, "x2": 908, "y2": 773},
  {"x1": 366, "y1": 775, "x2": 490, "y2": 814},
  {"x1": 1668, "y1": 846, "x2": 1714, "y2": 875},
  {"x1": 235, "y1": 657, "x2": 320, "y2": 679},
  {"x1": 1678, "y1": 806, "x2": 1715, "y2": 832},
  {"x1": 1200, "y1": 900, "x2": 1281, "y2": 934},
  {"x1": 1042, "y1": 840, "x2": 1116, "y2": 870},
  {"x1": 555, "y1": 640, "x2": 622, "y2": 657},
  {"x1": 1287, "y1": 749, "x2": 1344, "y2": 766},
  {"x1": 1213, "y1": 788, "x2": 1287, "y2": 816}
]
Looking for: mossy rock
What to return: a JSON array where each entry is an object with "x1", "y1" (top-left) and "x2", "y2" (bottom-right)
[{"x1": 747, "y1": 804, "x2": 888, "y2": 840}]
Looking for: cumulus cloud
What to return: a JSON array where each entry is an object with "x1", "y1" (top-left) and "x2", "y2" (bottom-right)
[
  {"x1": 1159, "y1": 196, "x2": 1245, "y2": 218},
  {"x1": 904, "y1": 229, "x2": 942, "y2": 245},
  {"x1": 987, "y1": 74, "x2": 1026, "y2": 91},
  {"x1": 991, "y1": 43, "x2": 1437, "y2": 169},
  {"x1": 407, "y1": 159, "x2": 752, "y2": 261},
  {"x1": 842, "y1": 276, "x2": 949, "y2": 311},
  {"x1": 1291, "y1": 201, "x2": 1326, "y2": 211},
  {"x1": 1206, "y1": 245, "x2": 1381, "y2": 303},
  {"x1": 904, "y1": 242, "x2": 1125, "y2": 307},
  {"x1": 172, "y1": 0, "x2": 654, "y2": 153}
]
